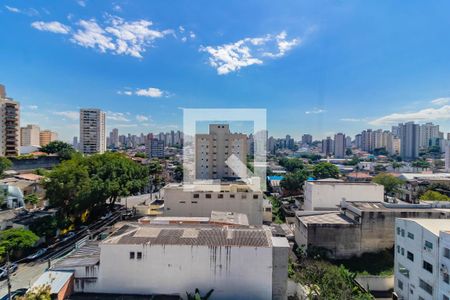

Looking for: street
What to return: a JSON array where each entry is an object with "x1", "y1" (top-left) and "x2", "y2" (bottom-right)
[{"x1": 0, "y1": 260, "x2": 50, "y2": 297}]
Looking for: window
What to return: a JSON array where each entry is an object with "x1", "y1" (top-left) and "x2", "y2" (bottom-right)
[
  {"x1": 193, "y1": 194, "x2": 199, "y2": 198},
  {"x1": 444, "y1": 247, "x2": 450, "y2": 259},
  {"x1": 230, "y1": 194, "x2": 235, "y2": 198},
  {"x1": 407, "y1": 232, "x2": 414, "y2": 240},
  {"x1": 444, "y1": 295, "x2": 449, "y2": 300},
  {"x1": 397, "y1": 279, "x2": 403, "y2": 290},
  {"x1": 205, "y1": 194, "x2": 211, "y2": 199},
  {"x1": 423, "y1": 260, "x2": 433, "y2": 273},
  {"x1": 253, "y1": 194, "x2": 259, "y2": 199},
  {"x1": 191, "y1": 201, "x2": 198, "y2": 204},
  {"x1": 397, "y1": 227, "x2": 401, "y2": 235},
  {"x1": 397, "y1": 245, "x2": 400, "y2": 254},
  {"x1": 419, "y1": 279, "x2": 433, "y2": 295},
  {"x1": 137, "y1": 252, "x2": 142, "y2": 259},
  {"x1": 398, "y1": 263, "x2": 409, "y2": 278},
  {"x1": 407, "y1": 251, "x2": 414, "y2": 262},
  {"x1": 218, "y1": 194, "x2": 223, "y2": 199},
  {"x1": 179, "y1": 201, "x2": 186, "y2": 204},
  {"x1": 443, "y1": 272, "x2": 449, "y2": 284},
  {"x1": 265, "y1": 207, "x2": 271, "y2": 212},
  {"x1": 401, "y1": 229, "x2": 405, "y2": 237},
  {"x1": 401, "y1": 248, "x2": 405, "y2": 256},
  {"x1": 425, "y1": 240, "x2": 433, "y2": 250},
  {"x1": 130, "y1": 252, "x2": 135, "y2": 259},
  {"x1": 241, "y1": 194, "x2": 247, "y2": 199}
]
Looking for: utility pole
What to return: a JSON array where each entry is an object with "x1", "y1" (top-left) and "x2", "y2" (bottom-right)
[{"x1": 6, "y1": 251, "x2": 11, "y2": 300}]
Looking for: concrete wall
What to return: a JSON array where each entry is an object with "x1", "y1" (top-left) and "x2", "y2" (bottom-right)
[
  {"x1": 356, "y1": 275, "x2": 394, "y2": 293},
  {"x1": 272, "y1": 237, "x2": 289, "y2": 300},
  {"x1": 439, "y1": 232, "x2": 450, "y2": 300},
  {"x1": 85, "y1": 243, "x2": 273, "y2": 300},
  {"x1": 304, "y1": 182, "x2": 384, "y2": 211},
  {"x1": 164, "y1": 188, "x2": 264, "y2": 225}
]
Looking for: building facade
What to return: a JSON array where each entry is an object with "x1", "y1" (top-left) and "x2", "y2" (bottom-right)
[
  {"x1": 398, "y1": 122, "x2": 420, "y2": 161},
  {"x1": 0, "y1": 85, "x2": 20, "y2": 156},
  {"x1": 79, "y1": 109, "x2": 106, "y2": 154},
  {"x1": 20, "y1": 124, "x2": 40, "y2": 146},
  {"x1": 195, "y1": 124, "x2": 247, "y2": 180},
  {"x1": 146, "y1": 138, "x2": 165, "y2": 158},
  {"x1": 334, "y1": 133, "x2": 346, "y2": 158},
  {"x1": 39, "y1": 130, "x2": 58, "y2": 146}
]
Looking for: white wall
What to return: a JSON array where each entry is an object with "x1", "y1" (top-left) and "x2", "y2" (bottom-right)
[
  {"x1": 439, "y1": 232, "x2": 450, "y2": 300},
  {"x1": 89, "y1": 244, "x2": 273, "y2": 300},
  {"x1": 304, "y1": 182, "x2": 384, "y2": 211},
  {"x1": 164, "y1": 187, "x2": 264, "y2": 225}
]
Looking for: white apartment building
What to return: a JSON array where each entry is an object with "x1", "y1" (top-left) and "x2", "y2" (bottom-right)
[
  {"x1": 0, "y1": 85, "x2": 20, "y2": 156},
  {"x1": 20, "y1": 124, "x2": 40, "y2": 146},
  {"x1": 50, "y1": 223, "x2": 289, "y2": 300},
  {"x1": 420, "y1": 123, "x2": 440, "y2": 149},
  {"x1": 303, "y1": 180, "x2": 384, "y2": 211},
  {"x1": 195, "y1": 124, "x2": 247, "y2": 180},
  {"x1": 394, "y1": 218, "x2": 450, "y2": 300},
  {"x1": 334, "y1": 133, "x2": 346, "y2": 158},
  {"x1": 163, "y1": 182, "x2": 269, "y2": 225},
  {"x1": 80, "y1": 109, "x2": 106, "y2": 154}
]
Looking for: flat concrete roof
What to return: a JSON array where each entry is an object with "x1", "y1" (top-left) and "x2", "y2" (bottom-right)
[
  {"x1": 299, "y1": 212, "x2": 356, "y2": 226},
  {"x1": 32, "y1": 271, "x2": 73, "y2": 294},
  {"x1": 398, "y1": 218, "x2": 450, "y2": 236}
]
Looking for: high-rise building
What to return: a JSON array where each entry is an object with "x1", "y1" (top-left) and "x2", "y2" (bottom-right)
[
  {"x1": 398, "y1": 122, "x2": 420, "y2": 160},
  {"x1": 355, "y1": 134, "x2": 362, "y2": 149},
  {"x1": 0, "y1": 84, "x2": 20, "y2": 156},
  {"x1": 321, "y1": 137, "x2": 333, "y2": 156},
  {"x1": 195, "y1": 124, "x2": 247, "y2": 180},
  {"x1": 72, "y1": 136, "x2": 79, "y2": 150},
  {"x1": 345, "y1": 136, "x2": 352, "y2": 148},
  {"x1": 301, "y1": 134, "x2": 313, "y2": 145},
  {"x1": 146, "y1": 138, "x2": 165, "y2": 158},
  {"x1": 79, "y1": 109, "x2": 106, "y2": 154},
  {"x1": 39, "y1": 130, "x2": 58, "y2": 146},
  {"x1": 419, "y1": 122, "x2": 440, "y2": 149},
  {"x1": 361, "y1": 129, "x2": 374, "y2": 152},
  {"x1": 334, "y1": 133, "x2": 346, "y2": 158},
  {"x1": 20, "y1": 124, "x2": 40, "y2": 146},
  {"x1": 109, "y1": 128, "x2": 119, "y2": 148}
]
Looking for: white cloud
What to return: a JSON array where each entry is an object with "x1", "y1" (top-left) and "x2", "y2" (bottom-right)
[
  {"x1": 77, "y1": 0, "x2": 86, "y2": 7},
  {"x1": 200, "y1": 31, "x2": 300, "y2": 75},
  {"x1": 431, "y1": 97, "x2": 450, "y2": 106},
  {"x1": 54, "y1": 111, "x2": 79, "y2": 120},
  {"x1": 136, "y1": 115, "x2": 149, "y2": 122},
  {"x1": 27, "y1": 105, "x2": 38, "y2": 110},
  {"x1": 5, "y1": 5, "x2": 20, "y2": 13},
  {"x1": 33, "y1": 15, "x2": 171, "y2": 58},
  {"x1": 178, "y1": 26, "x2": 185, "y2": 33},
  {"x1": 369, "y1": 105, "x2": 450, "y2": 126},
  {"x1": 305, "y1": 108, "x2": 326, "y2": 114},
  {"x1": 189, "y1": 31, "x2": 196, "y2": 39},
  {"x1": 106, "y1": 111, "x2": 129, "y2": 122},
  {"x1": 135, "y1": 87, "x2": 165, "y2": 98},
  {"x1": 113, "y1": 4, "x2": 122, "y2": 12},
  {"x1": 31, "y1": 21, "x2": 71, "y2": 34}
]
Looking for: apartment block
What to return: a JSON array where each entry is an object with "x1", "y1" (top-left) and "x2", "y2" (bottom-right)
[
  {"x1": 0, "y1": 84, "x2": 20, "y2": 156},
  {"x1": 394, "y1": 218, "x2": 450, "y2": 300},
  {"x1": 79, "y1": 109, "x2": 106, "y2": 154},
  {"x1": 195, "y1": 124, "x2": 247, "y2": 180},
  {"x1": 39, "y1": 129, "x2": 58, "y2": 146},
  {"x1": 146, "y1": 138, "x2": 165, "y2": 158},
  {"x1": 20, "y1": 124, "x2": 40, "y2": 146}
]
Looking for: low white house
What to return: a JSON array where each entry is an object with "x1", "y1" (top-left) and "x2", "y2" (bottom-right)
[
  {"x1": 163, "y1": 182, "x2": 269, "y2": 225},
  {"x1": 51, "y1": 223, "x2": 289, "y2": 300},
  {"x1": 303, "y1": 180, "x2": 384, "y2": 211}
]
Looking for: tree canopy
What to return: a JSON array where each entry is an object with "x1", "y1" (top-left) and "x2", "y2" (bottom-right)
[
  {"x1": 17, "y1": 285, "x2": 51, "y2": 300},
  {"x1": 280, "y1": 170, "x2": 309, "y2": 196},
  {"x1": 312, "y1": 162, "x2": 340, "y2": 179},
  {"x1": 412, "y1": 159, "x2": 431, "y2": 169},
  {"x1": 420, "y1": 190, "x2": 450, "y2": 201},
  {"x1": 44, "y1": 152, "x2": 150, "y2": 225},
  {"x1": 0, "y1": 228, "x2": 39, "y2": 258},
  {"x1": 372, "y1": 173, "x2": 404, "y2": 196},
  {"x1": 40, "y1": 141, "x2": 75, "y2": 160},
  {"x1": 0, "y1": 157, "x2": 12, "y2": 177},
  {"x1": 279, "y1": 158, "x2": 306, "y2": 172}
]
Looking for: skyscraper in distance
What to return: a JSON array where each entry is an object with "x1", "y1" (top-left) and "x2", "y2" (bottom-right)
[{"x1": 80, "y1": 108, "x2": 106, "y2": 154}]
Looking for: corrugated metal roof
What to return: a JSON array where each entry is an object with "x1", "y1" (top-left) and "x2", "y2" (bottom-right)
[{"x1": 52, "y1": 241, "x2": 100, "y2": 268}]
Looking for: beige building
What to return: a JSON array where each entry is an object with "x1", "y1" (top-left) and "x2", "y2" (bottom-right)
[
  {"x1": 39, "y1": 130, "x2": 58, "y2": 146},
  {"x1": 79, "y1": 109, "x2": 106, "y2": 154},
  {"x1": 0, "y1": 84, "x2": 20, "y2": 156},
  {"x1": 20, "y1": 124, "x2": 40, "y2": 146},
  {"x1": 163, "y1": 182, "x2": 270, "y2": 225},
  {"x1": 195, "y1": 124, "x2": 247, "y2": 180}
]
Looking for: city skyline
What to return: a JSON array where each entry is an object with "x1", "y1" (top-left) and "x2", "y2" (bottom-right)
[{"x1": 2, "y1": 1, "x2": 450, "y2": 141}]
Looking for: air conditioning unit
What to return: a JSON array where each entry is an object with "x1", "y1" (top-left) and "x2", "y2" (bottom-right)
[{"x1": 440, "y1": 264, "x2": 448, "y2": 274}]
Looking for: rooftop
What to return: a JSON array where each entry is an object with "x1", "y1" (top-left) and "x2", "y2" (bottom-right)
[
  {"x1": 31, "y1": 271, "x2": 73, "y2": 294},
  {"x1": 103, "y1": 223, "x2": 272, "y2": 247},
  {"x1": 344, "y1": 201, "x2": 450, "y2": 213},
  {"x1": 399, "y1": 218, "x2": 450, "y2": 236},
  {"x1": 52, "y1": 241, "x2": 100, "y2": 268},
  {"x1": 306, "y1": 180, "x2": 378, "y2": 186},
  {"x1": 298, "y1": 212, "x2": 356, "y2": 226}
]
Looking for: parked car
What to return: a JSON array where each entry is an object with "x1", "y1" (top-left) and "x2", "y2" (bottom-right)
[
  {"x1": 26, "y1": 248, "x2": 47, "y2": 261},
  {"x1": 0, "y1": 288, "x2": 27, "y2": 299},
  {"x1": 0, "y1": 263, "x2": 18, "y2": 279}
]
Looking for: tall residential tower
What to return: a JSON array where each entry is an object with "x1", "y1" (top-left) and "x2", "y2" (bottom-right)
[{"x1": 80, "y1": 109, "x2": 106, "y2": 154}]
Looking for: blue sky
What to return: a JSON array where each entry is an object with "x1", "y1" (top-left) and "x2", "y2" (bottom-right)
[{"x1": 1, "y1": 0, "x2": 450, "y2": 141}]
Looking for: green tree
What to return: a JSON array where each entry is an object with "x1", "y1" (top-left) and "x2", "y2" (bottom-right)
[
  {"x1": 280, "y1": 170, "x2": 310, "y2": 196},
  {"x1": 134, "y1": 152, "x2": 147, "y2": 158},
  {"x1": 0, "y1": 228, "x2": 39, "y2": 258},
  {"x1": 24, "y1": 193, "x2": 40, "y2": 206},
  {"x1": 420, "y1": 190, "x2": 450, "y2": 201},
  {"x1": 186, "y1": 289, "x2": 214, "y2": 300},
  {"x1": 391, "y1": 162, "x2": 404, "y2": 171},
  {"x1": 279, "y1": 158, "x2": 306, "y2": 172},
  {"x1": 174, "y1": 165, "x2": 184, "y2": 182},
  {"x1": 312, "y1": 162, "x2": 340, "y2": 179},
  {"x1": 372, "y1": 173, "x2": 404, "y2": 197},
  {"x1": 0, "y1": 157, "x2": 12, "y2": 177},
  {"x1": 40, "y1": 141, "x2": 75, "y2": 160},
  {"x1": 412, "y1": 159, "x2": 431, "y2": 169},
  {"x1": 17, "y1": 285, "x2": 51, "y2": 300}
]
